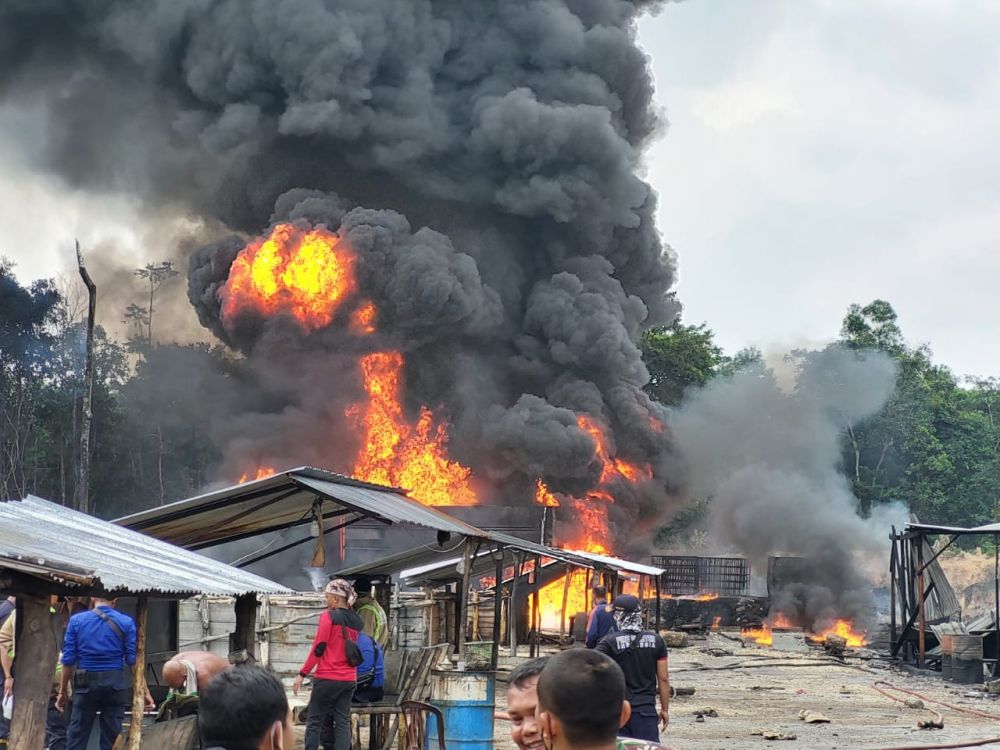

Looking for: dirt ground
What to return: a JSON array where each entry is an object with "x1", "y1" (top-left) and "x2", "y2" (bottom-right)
[{"x1": 291, "y1": 632, "x2": 1000, "y2": 749}]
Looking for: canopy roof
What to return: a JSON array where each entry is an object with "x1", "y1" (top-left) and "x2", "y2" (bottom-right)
[
  {"x1": 0, "y1": 496, "x2": 290, "y2": 597},
  {"x1": 906, "y1": 521, "x2": 1000, "y2": 536},
  {"x1": 116, "y1": 466, "x2": 484, "y2": 550}
]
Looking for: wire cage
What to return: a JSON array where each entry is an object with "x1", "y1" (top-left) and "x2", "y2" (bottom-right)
[{"x1": 651, "y1": 555, "x2": 750, "y2": 596}]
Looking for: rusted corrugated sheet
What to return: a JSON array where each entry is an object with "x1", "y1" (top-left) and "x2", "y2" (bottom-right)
[{"x1": 0, "y1": 495, "x2": 291, "y2": 596}]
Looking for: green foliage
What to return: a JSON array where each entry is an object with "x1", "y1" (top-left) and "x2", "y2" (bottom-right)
[{"x1": 641, "y1": 321, "x2": 726, "y2": 405}]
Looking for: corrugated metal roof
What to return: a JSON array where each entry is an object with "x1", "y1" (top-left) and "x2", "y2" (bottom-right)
[
  {"x1": 0, "y1": 496, "x2": 291, "y2": 596},
  {"x1": 559, "y1": 549, "x2": 664, "y2": 577},
  {"x1": 116, "y1": 467, "x2": 485, "y2": 549},
  {"x1": 907, "y1": 522, "x2": 1000, "y2": 535}
]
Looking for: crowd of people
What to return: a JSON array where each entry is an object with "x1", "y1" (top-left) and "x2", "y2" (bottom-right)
[
  {"x1": 0, "y1": 574, "x2": 388, "y2": 750},
  {"x1": 1, "y1": 577, "x2": 667, "y2": 750}
]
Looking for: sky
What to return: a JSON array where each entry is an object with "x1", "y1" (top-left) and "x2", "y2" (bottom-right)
[
  {"x1": 638, "y1": 0, "x2": 1000, "y2": 377},
  {"x1": 2, "y1": 1, "x2": 1000, "y2": 376}
]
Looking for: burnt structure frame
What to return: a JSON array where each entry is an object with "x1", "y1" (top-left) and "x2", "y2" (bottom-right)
[{"x1": 890, "y1": 524, "x2": 1000, "y2": 675}]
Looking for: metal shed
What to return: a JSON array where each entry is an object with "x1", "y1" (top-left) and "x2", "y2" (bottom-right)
[{"x1": 0, "y1": 495, "x2": 289, "y2": 750}]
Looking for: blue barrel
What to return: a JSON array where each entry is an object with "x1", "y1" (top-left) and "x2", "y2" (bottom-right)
[{"x1": 426, "y1": 669, "x2": 496, "y2": 750}]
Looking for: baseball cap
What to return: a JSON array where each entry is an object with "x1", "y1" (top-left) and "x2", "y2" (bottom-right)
[{"x1": 612, "y1": 594, "x2": 640, "y2": 612}]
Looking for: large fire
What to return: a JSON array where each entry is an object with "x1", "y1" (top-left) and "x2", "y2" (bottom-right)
[
  {"x1": 741, "y1": 614, "x2": 867, "y2": 648},
  {"x1": 221, "y1": 223, "x2": 357, "y2": 330},
  {"x1": 348, "y1": 351, "x2": 477, "y2": 506}
]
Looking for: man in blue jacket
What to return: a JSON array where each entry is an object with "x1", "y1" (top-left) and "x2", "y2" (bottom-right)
[
  {"x1": 56, "y1": 596, "x2": 151, "y2": 750},
  {"x1": 586, "y1": 585, "x2": 614, "y2": 648}
]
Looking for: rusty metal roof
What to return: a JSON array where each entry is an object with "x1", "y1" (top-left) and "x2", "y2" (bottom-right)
[
  {"x1": 0, "y1": 496, "x2": 291, "y2": 596},
  {"x1": 115, "y1": 467, "x2": 486, "y2": 550}
]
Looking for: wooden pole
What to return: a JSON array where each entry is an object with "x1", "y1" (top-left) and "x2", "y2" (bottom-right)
[
  {"x1": 889, "y1": 533, "x2": 898, "y2": 650},
  {"x1": 638, "y1": 575, "x2": 647, "y2": 627},
  {"x1": 530, "y1": 555, "x2": 541, "y2": 658},
  {"x1": 654, "y1": 575, "x2": 662, "y2": 631},
  {"x1": 74, "y1": 240, "x2": 97, "y2": 514},
  {"x1": 127, "y1": 595, "x2": 149, "y2": 750},
  {"x1": 994, "y1": 534, "x2": 999, "y2": 677},
  {"x1": 510, "y1": 554, "x2": 522, "y2": 657},
  {"x1": 559, "y1": 565, "x2": 571, "y2": 642},
  {"x1": 457, "y1": 539, "x2": 473, "y2": 660},
  {"x1": 9, "y1": 596, "x2": 58, "y2": 750},
  {"x1": 491, "y1": 550, "x2": 503, "y2": 669},
  {"x1": 916, "y1": 539, "x2": 927, "y2": 668}
]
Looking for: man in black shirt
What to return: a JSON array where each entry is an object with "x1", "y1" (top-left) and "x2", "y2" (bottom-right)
[{"x1": 595, "y1": 595, "x2": 669, "y2": 743}]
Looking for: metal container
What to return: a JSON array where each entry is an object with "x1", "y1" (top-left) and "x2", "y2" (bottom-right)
[
  {"x1": 426, "y1": 669, "x2": 496, "y2": 750},
  {"x1": 950, "y1": 634, "x2": 984, "y2": 684},
  {"x1": 939, "y1": 633, "x2": 953, "y2": 680}
]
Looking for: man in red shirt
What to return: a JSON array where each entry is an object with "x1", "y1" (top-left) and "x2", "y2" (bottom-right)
[{"x1": 293, "y1": 579, "x2": 364, "y2": 750}]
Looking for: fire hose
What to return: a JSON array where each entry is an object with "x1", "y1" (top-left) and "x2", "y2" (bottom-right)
[{"x1": 871, "y1": 680, "x2": 1000, "y2": 750}]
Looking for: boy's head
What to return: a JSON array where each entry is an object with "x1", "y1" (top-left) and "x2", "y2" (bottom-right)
[
  {"x1": 506, "y1": 658, "x2": 548, "y2": 750},
  {"x1": 536, "y1": 649, "x2": 629, "y2": 750},
  {"x1": 199, "y1": 666, "x2": 294, "y2": 750}
]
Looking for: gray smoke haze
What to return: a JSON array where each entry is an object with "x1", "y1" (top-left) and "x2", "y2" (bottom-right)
[
  {"x1": 669, "y1": 346, "x2": 906, "y2": 628},
  {"x1": 0, "y1": 1, "x2": 681, "y2": 550}
]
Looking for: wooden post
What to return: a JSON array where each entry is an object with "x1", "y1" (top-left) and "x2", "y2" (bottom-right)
[
  {"x1": 559, "y1": 565, "x2": 571, "y2": 642},
  {"x1": 638, "y1": 575, "x2": 647, "y2": 627},
  {"x1": 530, "y1": 555, "x2": 541, "y2": 658},
  {"x1": 491, "y1": 551, "x2": 503, "y2": 669},
  {"x1": 654, "y1": 575, "x2": 662, "y2": 631},
  {"x1": 889, "y1": 533, "x2": 898, "y2": 650},
  {"x1": 510, "y1": 554, "x2": 523, "y2": 658},
  {"x1": 128, "y1": 595, "x2": 149, "y2": 750},
  {"x1": 230, "y1": 593, "x2": 258, "y2": 664},
  {"x1": 9, "y1": 596, "x2": 59, "y2": 750},
  {"x1": 74, "y1": 240, "x2": 97, "y2": 514},
  {"x1": 457, "y1": 539, "x2": 473, "y2": 660},
  {"x1": 993, "y1": 534, "x2": 999, "y2": 677},
  {"x1": 916, "y1": 538, "x2": 927, "y2": 668}
]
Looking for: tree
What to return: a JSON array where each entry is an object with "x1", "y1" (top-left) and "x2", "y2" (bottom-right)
[
  {"x1": 132, "y1": 261, "x2": 179, "y2": 345},
  {"x1": 642, "y1": 321, "x2": 726, "y2": 405}
]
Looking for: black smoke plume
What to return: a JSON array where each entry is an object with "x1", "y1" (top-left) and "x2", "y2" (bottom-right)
[{"x1": 0, "y1": 1, "x2": 681, "y2": 551}]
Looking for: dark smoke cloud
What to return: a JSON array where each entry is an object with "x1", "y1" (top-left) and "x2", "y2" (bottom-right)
[
  {"x1": 0, "y1": 0, "x2": 680, "y2": 550},
  {"x1": 669, "y1": 346, "x2": 906, "y2": 628}
]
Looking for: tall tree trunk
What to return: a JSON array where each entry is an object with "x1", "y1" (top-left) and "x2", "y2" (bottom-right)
[{"x1": 75, "y1": 240, "x2": 97, "y2": 513}]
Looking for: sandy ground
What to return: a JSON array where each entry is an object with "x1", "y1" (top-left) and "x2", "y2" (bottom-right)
[{"x1": 291, "y1": 632, "x2": 1000, "y2": 750}]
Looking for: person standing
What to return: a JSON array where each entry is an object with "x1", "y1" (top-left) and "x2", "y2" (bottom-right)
[
  {"x1": 595, "y1": 595, "x2": 669, "y2": 743},
  {"x1": 57, "y1": 595, "x2": 151, "y2": 750},
  {"x1": 586, "y1": 585, "x2": 614, "y2": 648},
  {"x1": 352, "y1": 577, "x2": 389, "y2": 649},
  {"x1": 294, "y1": 579, "x2": 363, "y2": 750}
]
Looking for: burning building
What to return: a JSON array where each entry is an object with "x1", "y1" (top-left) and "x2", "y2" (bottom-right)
[{"x1": 0, "y1": 1, "x2": 905, "y2": 639}]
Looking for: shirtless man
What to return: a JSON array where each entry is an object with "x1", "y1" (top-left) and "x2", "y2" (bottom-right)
[{"x1": 162, "y1": 651, "x2": 230, "y2": 696}]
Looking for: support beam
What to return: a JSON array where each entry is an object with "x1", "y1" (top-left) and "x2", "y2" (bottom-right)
[
  {"x1": 510, "y1": 554, "x2": 522, "y2": 658},
  {"x1": 654, "y1": 575, "x2": 662, "y2": 632},
  {"x1": 128, "y1": 595, "x2": 149, "y2": 750},
  {"x1": 559, "y1": 569, "x2": 571, "y2": 642},
  {"x1": 9, "y1": 596, "x2": 58, "y2": 750},
  {"x1": 457, "y1": 539, "x2": 474, "y2": 659},
  {"x1": 916, "y1": 539, "x2": 927, "y2": 668},
  {"x1": 491, "y1": 550, "x2": 503, "y2": 669}
]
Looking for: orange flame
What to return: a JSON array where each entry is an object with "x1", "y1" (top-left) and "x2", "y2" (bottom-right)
[
  {"x1": 530, "y1": 568, "x2": 593, "y2": 632},
  {"x1": 349, "y1": 352, "x2": 477, "y2": 506},
  {"x1": 238, "y1": 466, "x2": 277, "y2": 483},
  {"x1": 221, "y1": 223, "x2": 357, "y2": 330},
  {"x1": 808, "y1": 619, "x2": 867, "y2": 648},
  {"x1": 535, "y1": 480, "x2": 560, "y2": 508},
  {"x1": 711, "y1": 616, "x2": 722, "y2": 630},
  {"x1": 351, "y1": 300, "x2": 377, "y2": 335},
  {"x1": 576, "y1": 414, "x2": 653, "y2": 487}
]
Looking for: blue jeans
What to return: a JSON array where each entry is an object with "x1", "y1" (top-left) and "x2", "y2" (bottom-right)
[
  {"x1": 67, "y1": 671, "x2": 128, "y2": 750},
  {"x1": 620, "y1": 705, "x2": 659, "y2": 743}
]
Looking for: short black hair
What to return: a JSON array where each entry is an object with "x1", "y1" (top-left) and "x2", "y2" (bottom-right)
[
  {"x1": 592, "y1": 585, "x2": 607, "y2": 598},
  {"x1": 199, "y1": 666, "x2": 289, "y2": 746},
  {"x1": 508, "y1": 657, "x2": 548, "y2": 689},
  {"x1": 537, "y1": 649, "x2": 624, "y2": 745}
]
